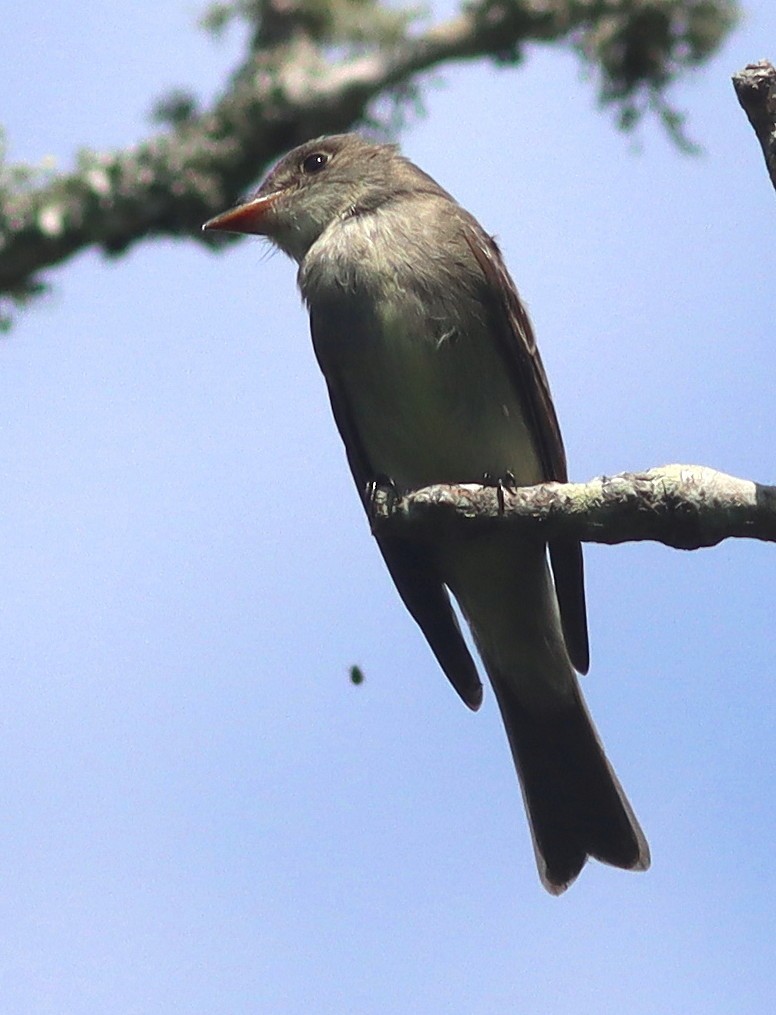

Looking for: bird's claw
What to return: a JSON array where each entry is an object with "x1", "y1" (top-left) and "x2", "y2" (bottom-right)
[
  {"x1": 365, "y1": 475, "x2": 400, "y2": 525},
  {"x1": 482, "y1": 471, "x2": 517, "y2": 515}
]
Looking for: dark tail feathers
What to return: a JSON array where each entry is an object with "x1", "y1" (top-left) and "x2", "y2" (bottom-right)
[{"x1": 493, "y1": 678, "x2": 650, "y2": 894}]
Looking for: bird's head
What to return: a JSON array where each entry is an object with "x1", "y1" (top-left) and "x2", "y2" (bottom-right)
[{"x1": 202, "y1": 133, "x2": 418, "y2": 262}]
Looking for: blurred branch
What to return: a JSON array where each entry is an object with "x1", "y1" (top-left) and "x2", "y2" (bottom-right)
[
  {"x1": 732, "y1": 59, "x2": 776, "y2": 193},
  {"x1": 0, "y1": 0, "x2": 739, "y2": 325},
  {"x1": 371, "y1": 465, "x2": 776, "y2": 549}
]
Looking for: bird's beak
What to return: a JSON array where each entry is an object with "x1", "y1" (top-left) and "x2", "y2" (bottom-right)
[{"x1": 202, "y1": 191, "x2": 281, "y2": 235}]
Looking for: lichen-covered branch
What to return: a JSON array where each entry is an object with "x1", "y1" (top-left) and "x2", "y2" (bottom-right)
[
  {"x1": 0, "y1": 0, "x2": 739, "y2": 325},
  {"x1": 732, "y1": 59, "x2": 776, "y2": 194},
  {"x1": 371, "y1": 465, "x2": 776, "y2": 549}
]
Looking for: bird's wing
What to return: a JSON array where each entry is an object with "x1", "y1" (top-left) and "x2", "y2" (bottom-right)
[
  {"x1": 464, "y1": 227, "x2": 590, "y2": 674},
  {"x1": 310, "y1": 315, "x2": 483, "y2": 710}
]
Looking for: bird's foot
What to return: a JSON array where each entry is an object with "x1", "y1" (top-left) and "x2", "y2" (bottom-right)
[
  {"x1": 482, "y1": 471, "x2": 518, "y2": 515},
  {"x1": 365, "y1": 475, "x2": 400, "y2": 525}
]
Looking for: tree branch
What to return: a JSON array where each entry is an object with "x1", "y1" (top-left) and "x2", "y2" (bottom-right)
[
  {"x1": 0, "y1": 0, "x2": 739, "y2": 323},
  {"x1": 732, "y1": 59, "x2": 776, "y2": 194},
  {"x1": 371, "y1": 465, "x2": 776, "y2": 549}
]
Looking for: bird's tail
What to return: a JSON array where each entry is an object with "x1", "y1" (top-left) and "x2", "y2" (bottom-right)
[
  {"x1": 447, "y1": 538, "x2": 649, "y2": 893},
  {"x1": 489, "y1": 668, "x2": 650, "y2": 894}
]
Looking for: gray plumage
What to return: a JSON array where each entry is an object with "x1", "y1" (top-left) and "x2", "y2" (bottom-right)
[{"x1": 204, "y1": 133, "x2": 650, "y2": 893}]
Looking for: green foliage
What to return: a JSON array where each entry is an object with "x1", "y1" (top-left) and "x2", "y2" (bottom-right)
[
  {"x1": 0, "y1": 132, "x2": 58, "y2": 325},
  {"x1": 201, "y1": 0, "x2": 420, "y2": 48},
  {"x1": 0, "y1": 0, "x2": 744, "y2": 325},
  {"x1": 576, "y1": 0, "x2": 740, "y2": 142},
  {"x1": 152, "y1": 90, "x2": 200, "y2": 126}
]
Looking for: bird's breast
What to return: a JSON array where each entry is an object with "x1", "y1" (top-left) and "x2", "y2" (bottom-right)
[
  {"x1": 301, "y1": 215, "x2": 543, "y2": 492},
  {"x1": 318, "y1": 297, "x2": 541, "y2": 492}
]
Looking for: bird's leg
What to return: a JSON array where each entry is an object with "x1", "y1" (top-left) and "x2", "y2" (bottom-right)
[{"x1": 482, "y1": 470, "x2": 517, "y2": 515}]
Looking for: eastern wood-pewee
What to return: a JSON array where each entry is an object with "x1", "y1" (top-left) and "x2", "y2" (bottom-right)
[{"x1": 203, "y1": 134, "x2": 649, "y2": 893}]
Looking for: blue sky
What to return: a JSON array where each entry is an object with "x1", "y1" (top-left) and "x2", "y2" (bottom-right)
[{"x1": 2, "y1": 3, "x2": 775, "y2": 1012}]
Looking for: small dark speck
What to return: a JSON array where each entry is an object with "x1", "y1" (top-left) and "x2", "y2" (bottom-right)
[{"x1": 349, "y1": 665, "x2": 365, "y2": 686}]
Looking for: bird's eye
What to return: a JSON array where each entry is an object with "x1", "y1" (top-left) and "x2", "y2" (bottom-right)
[{"x1": 301, "y1": 152, "x2": 329, "y2": 174}]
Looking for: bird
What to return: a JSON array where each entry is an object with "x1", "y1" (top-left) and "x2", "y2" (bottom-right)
[{"x1": 203, "y1": 133, "x2": 650, "y2": 893}]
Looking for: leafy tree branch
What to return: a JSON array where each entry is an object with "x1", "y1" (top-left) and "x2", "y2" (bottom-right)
[{"x1": 0, "y1": 0, "x2": 738, "y2": 326}]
